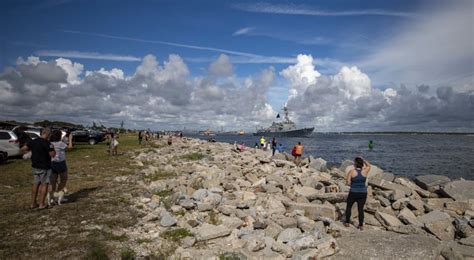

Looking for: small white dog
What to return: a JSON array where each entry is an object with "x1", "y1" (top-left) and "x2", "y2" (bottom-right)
[{"x1": 47, "y1": 188, "x2": 68, "y2": 206}]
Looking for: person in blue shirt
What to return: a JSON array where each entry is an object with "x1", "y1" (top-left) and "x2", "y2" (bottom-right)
[
  {"x1": 277, "y1": 143, "x2": 284, "y2": 153},
  {"x1": 344, "y1": 157, "x2": 371, "y2": 230}
]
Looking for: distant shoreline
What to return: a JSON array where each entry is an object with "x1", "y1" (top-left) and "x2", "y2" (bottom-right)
[{"x1": 315, "y1": 132, "x2": 474, "y2": 136}]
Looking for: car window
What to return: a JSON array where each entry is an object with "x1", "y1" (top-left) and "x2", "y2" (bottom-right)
[
  {"x1": 0, "y1": 132, "x2": 11, "y2": 140},
  {"x1": 26, "y1": 132, "x2": 39, "y2": 138}
]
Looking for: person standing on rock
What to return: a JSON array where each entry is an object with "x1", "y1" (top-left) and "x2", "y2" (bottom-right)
[
  {"x1": 292, "y1": 142, "x2": 304, "y2": 166},
  {"x1": 344, "y1": 157, "x2": 371, "y2": 230},
  {"x1": 138, "y1": 131, "x2": 143, "y2": 145},
  {"x1": 260, "y1": 136, "x2": 265, "y2": 149},
  {"x1": 271, "y1": 137, "x2": 277, "y2": 156}
]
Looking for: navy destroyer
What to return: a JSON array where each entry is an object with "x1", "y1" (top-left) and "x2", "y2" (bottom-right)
[{"x1": 253, "y1": 106, "x2": 314, "y2": 137}]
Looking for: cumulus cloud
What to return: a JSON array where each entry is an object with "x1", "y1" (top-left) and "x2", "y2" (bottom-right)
[
  {"x1": 208, "y1": 54, "x2": 234, "y2": 77},
  {"x1": 282, "y1": 54, "x2": 474, "y2": 131},
  {"x1": 0, "y1": 54, "x2": 276, "y2": 130}
]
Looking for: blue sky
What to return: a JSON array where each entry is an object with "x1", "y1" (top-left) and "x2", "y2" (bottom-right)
[{"x1": 1, "y1": 0, "x2": 473, "y2": 131}]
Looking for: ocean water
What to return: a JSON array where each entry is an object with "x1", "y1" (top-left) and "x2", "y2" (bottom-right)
[{"x1": 190, "y1": 133, "x2": 474, "y2": 180}]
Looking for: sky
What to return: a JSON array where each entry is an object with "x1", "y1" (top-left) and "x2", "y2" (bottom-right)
[{"x1": 0, "y1": 0, "x2": 473, "y2": 131}]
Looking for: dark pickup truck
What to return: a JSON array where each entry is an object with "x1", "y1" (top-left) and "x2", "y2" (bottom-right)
[{"x1": 71, "y1": 129, "x2": 104, "y2": 145}]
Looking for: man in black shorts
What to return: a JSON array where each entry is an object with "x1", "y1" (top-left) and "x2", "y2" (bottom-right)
[{"x1": 21, "y1": 128, "x2": 55, "y2": 209}]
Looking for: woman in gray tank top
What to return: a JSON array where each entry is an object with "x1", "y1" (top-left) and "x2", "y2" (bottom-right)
[{"x1": 344, "y1": 157, "x2": 371, "y2": 230}]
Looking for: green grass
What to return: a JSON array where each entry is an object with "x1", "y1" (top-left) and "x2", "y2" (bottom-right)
[
  {"x1": 0, "y1": 134, "x2": 143, "y2": 259},
  {"x1": 120, "y1": 248, "x2": 136, "y2": 260},
  {"x1": 180, "y1": 152, "x2": 205, "y2": 161},
  {"x1": 160, "y1": 228, "x2": 193, "y2": 242}
]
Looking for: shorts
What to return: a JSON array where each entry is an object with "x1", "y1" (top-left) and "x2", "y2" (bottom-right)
[
  {"x1": 32, "y1": 168, "x2": 52, "y2": 184},
  {"x1": 51, "y1": 161, "x2": 67, "y2": 174}
]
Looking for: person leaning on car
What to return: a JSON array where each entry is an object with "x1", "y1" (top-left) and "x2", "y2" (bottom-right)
[{"x1": 21, "y1": 127, "x2": 55, "y2": 210}]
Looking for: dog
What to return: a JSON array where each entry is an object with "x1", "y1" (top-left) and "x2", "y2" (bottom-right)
[{"x1": 47, "y1": 187, "x2": 68, "y2": 206}]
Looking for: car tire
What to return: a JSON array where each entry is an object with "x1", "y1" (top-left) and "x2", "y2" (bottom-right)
[{"x1": 88, "y1": 138, "x2": 96, "y2": 145}]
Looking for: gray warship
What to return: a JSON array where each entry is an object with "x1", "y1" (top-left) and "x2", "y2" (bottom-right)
[{"x1": 253, "y1": 106, "x2": 314, "y2": 137}]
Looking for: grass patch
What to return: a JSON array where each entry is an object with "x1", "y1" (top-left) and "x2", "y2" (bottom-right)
[
  {"x1": 84, "y1": 241, "x2": 110, "y2": 260},
  {"x1": 208, "y1": 210, "x2": 220, "y2": 225},
  {"x1": 0, "y1": 134, "x2": 143, "y2": 259},
  {"x1": 120, "y1": 247, "x2": 136, "y2": 260},
  {"x1": 108, "y1": 233, "x2": 129, "y2": 242},
  {"x1": 146, "y1": 170, "x2": 176, "y2": 181},
  {"x1": 175, "y1": 209, "x2": 186, "y2": 217},
  {"x1": 137, "y1": 238, "x2": 154, "y2": 244},
  {"x1": 160, "y1": 228, "x2": 193, "y2": 242},
  {"x1": 180, "y1": 153, "x2": 205, "y2": 161},
  {"x1": 153, "y1": 189, "x2": 173, "y2": 197}
]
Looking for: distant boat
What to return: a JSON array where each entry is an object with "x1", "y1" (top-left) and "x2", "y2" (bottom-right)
[
  {"x1": 239, "y1": 130, "x2": 245, "y2": 135},
  {"x1": 200, "y1": 129, "x2": 215, "y2": 136},
  {"x1": 253, "y1": 106, "x2": 314, "y2": 137}
]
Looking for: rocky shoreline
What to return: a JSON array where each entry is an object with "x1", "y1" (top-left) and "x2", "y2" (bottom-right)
[{"x1": 115, "y1": 136, "x2": 474, "y2": 259}]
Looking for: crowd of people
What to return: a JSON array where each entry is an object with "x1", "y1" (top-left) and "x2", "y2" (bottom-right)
[{"x1": 17, "y1": 128, "x2": 372, "y2": 230}]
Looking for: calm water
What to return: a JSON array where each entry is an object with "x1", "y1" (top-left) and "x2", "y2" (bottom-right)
[{"x1": 190, "y1": 133, "x2": 474, "y2": 180}]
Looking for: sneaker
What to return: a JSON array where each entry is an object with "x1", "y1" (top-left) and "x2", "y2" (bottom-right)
[
  {"x1": 343, "y1": 223, "x2": 350, "y2": 227},
  {"x1": 358, "y1": 225, "x2": 364, "y2": 231}
]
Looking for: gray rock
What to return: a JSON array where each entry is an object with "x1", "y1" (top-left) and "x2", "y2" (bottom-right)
[
  {"x1": 414, "y1": 175, "x2": 450, "y2": 192},
  {"x1": 398, "y1": 208, "x2": 423, "y2": 226},
  {"x1": 339, "y1": 160, "x2": 353, "y2": 174},
  {"x1": 407, "y1": 199, "x2": 425, "y2": 213},
  {"x1": 389, "y1": 189, "x2": 406, "y2": 201},
  {"x1": 218, "y1": 204, "x2": 236, "y2": 216},
  {"x1": 441, "y1": 180, "x2": 474, "y2": 201},
  {"x1": 196, "y1": 202, "x2": 213, "y2": 212},
  {"x1": 306, "y1": 192, "x2": 348, "y2": 204},
  {"x1": 192, "y1": 189, "x2": 208, "y2": 201},
  {"x1": 160, "y1": 211, "x2": 177, "y2": 227},
  {"x1": 375, "y1": 195, "x2": 391, "y2": 207},
  {"x1": 459, "y1": 236, "x2": 474, "y2": 247},
  {"x1": 375, "y1": 211, "x2": 403, "y2": 227},
  {"x1": 193, "y1": 223, "x2": 231, "y2": 241},
  {"x1": 296, "y1": 215, "x2": 316, "y2": 233},
  {"x1": 294, "y1": 186, "x2": 324, "y2": 200},
  {"x1": 179, "y1": 199, "x2": 195, "y2": 209},
  {"x1": 271, "y1": 241, "x2": 294, "y2": 258},
  {"x1": 440, "y1": 240, "x2": 474, "y2": 259},
  {"x1": 272, "y1": 215, "x2": 298, "y2": 228},
  {"x1": 391, "y1": 198, "x2": 410, "y2": 210},
  {"x1": 181, "y1": 236, "x2": 196, "y2": 248},
  {"x1": 369, "y1": 178, "x2": 412, "y2": 196},
  {"x1": 454, "y1": 217, "x2": 473, "y2": 238},
  {"x1": 265, "y1": 222, "x2": 284, "y2": 239},
  {"x1": 332, "y1": 230, "x2": 441, "y2": 259},
  {"x1": 288, "y1": 235, "x2": 318, "y2": 251},
  {"x1": 417, "y1": 210, "x2": 454, "y2": 241},
  {"x1": 309, "y1": 157, "x2": 327, "y2": 172},
  {"x1": 277, "y1": 228, "x2": 302, "y2": 243},
  {"x1": 287, "y1": 202, "x2": 336, "y2": 220}
]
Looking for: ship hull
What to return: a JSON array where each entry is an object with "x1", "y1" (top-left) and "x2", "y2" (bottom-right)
[{"x1": 253, "y1": 127, "x2": 314, "y2": 137}]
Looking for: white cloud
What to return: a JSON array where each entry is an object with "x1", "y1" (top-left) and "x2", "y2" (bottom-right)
[
  {"x1": 280, "y1": 54, "x2": 321, "y2": 96},
  {"x1": 208, "y1": 54, "x2": 234, "y2": 77},
  {"x1": 358, "y1": 1, "x2": 474, "y2": 88},
  {"x1": 55, "y1": 58, "x2": 84, "y2": 85},
  {"x1": 233, "y1": 27, "x2": 254, "y2": 36},
  {"x1": 36, "y1": 50, "x2": 141, "y2": 61},
  {"x1": 1, "y1": 53, "x2": 472, "y2": 131},
  {"x1": 232, "y1": 3, "x2": 416, "y2": 18},
  {"x1": 282, "y1": 54, "x2": 474, "y2": 131}
]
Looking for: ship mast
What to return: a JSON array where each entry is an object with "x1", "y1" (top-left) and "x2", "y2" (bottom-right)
[{"x1": 283, "y1": 105, "x2": 291, "y2": 123}]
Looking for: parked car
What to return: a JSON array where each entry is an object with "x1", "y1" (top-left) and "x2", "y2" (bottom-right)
[
  {"x1": 0, "y1": 150, "x2": 8, "y2": 163},
  {"x1": 71, "y1": 129, "x2": 104, "y2": 145},
  {"x1": 0, "y1": 130, "x2": 21, "y2": 157},
  {"x1": 25, "y1": 130, "x2": 40, "y2": 139}
]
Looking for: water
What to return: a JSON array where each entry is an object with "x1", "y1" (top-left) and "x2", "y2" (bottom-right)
[{"x1": 189, "y1": 133, "x2": 474, "y2": 180}]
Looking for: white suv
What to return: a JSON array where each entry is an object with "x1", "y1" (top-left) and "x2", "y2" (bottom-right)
[{"x1": 0, "y1": 130, "x2": 21, "y2": 157}]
